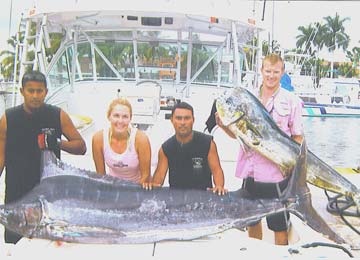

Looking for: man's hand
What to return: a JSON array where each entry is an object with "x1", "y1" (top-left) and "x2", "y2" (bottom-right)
[
  {"x1": 141, "y1": 181, "x2": 151, "y2": 190},
  {"x1": 207, "y1": 186, "x2": 228, "y2": 196},
  {"x1": 215, "y1": 112, "x2": 224, "y2": 127},
  {"x1": 142, "y1": 181, "x2": 162, "y2": 191}
]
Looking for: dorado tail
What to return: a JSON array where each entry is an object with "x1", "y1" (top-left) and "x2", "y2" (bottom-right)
[{"x1": 281, "y1": 139, "x2": 346, "y2": 245}]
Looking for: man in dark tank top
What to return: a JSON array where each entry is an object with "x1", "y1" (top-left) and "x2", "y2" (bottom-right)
[
  {"x1": 151, "y1": 102, "x2": 226, "y2": 195},
  {"x1": 0, "y1": 71, "x2": 87, "y2": 244}
]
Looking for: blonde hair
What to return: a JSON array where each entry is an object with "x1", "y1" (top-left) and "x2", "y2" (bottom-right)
[
  {"x1": 261, "y1": 53, "x2": 284, "y2": 69},
  {"x1": 107, "y1": 98, "x2": 133, "y2": 119}
]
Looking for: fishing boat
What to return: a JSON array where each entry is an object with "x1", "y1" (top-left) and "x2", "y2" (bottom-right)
[
  {"x1": 297, "y1": 77, "x2": 360, "y2": 117},
  {"x1": 283, "y1": 53, "x2": 360, "y2": 117},
  {"x1": 1, "y1": 0, "x2": 359, "y2": 258}
]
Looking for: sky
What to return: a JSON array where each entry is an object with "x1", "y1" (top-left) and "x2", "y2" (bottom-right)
[{"x1": 0, "y1": 0, "x2": 360, "y2": 61}]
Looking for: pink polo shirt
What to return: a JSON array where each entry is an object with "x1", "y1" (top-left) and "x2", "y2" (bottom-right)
[{"x1": 235, "y1": 87, "x2": 303, "y2": 183}]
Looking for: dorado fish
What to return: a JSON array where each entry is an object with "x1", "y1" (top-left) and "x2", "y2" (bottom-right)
[
  {"x1": 215, "y1": 86, "x2": 360, "y2": 208},
  {"x1": 0, "y1": 145, "x2": 345, "y2": 245}
]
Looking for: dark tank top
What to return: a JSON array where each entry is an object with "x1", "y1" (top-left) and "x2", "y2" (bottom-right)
[
  {"x1": 162, "y1": 131, "x2": 212, "y2": 190},
  {"x1": 5, "y1": 104, "x2": 62, "y2": 203}
]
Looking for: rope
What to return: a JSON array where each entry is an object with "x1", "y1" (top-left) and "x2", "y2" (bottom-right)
[{"x1": 325, "y1": 190, "x2": 360, "y2": 235}]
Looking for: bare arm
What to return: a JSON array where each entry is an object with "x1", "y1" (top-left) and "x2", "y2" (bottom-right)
[
  {"x1": 207, "y1": 140, "x2": 227, "y2": 195},
  {"x1": 60, "y1": 110, "x2": 86, "y2": 155},
  {"x1": 0, "y1": 115, "x2": 7, "y2": 177},
  {"x1": 92, "y1": 130, "x2": 106, "y2": 175},
  {"x1": 151, "y1": 147, "x2": 169, "y2": 187},
  {"x1": 135, "y1": 130, "x2": 151, "y2": 188}
]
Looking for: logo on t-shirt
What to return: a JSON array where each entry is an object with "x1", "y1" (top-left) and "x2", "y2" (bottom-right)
[
  {"x1": 192, "y1": 157, "x2": 203, "y2": 169},
  {"x1": 113, "y1": 161, "x2": 129, "y2": 168}
]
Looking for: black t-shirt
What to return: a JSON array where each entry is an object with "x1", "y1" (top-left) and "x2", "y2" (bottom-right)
[
  {"x1": 5, "y1": 104, "x2": 62, "y2": 203},
  {"x1": 162, "y1": 131, "x2": 213, "y2": 190}
]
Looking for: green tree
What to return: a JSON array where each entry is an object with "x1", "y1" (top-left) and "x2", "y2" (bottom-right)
[
  {"x1": 346, "y1": 46, "x2": 360, "y2": 76},
  {"x1": 45, "y1": 33, "x2": 64, "y2": 63},
  {"x1": 296, "y1": 24, "x2": 317, "y2": 56},
  {"x1": 0, "y1": 35, "x2": 19, "y2": 81},
  {"x1": 323, "y1": 13, "x2": 350, "y2": 78},
  {"x1": 296, "y1": 22, "x2": 328, "y2": 58},
  {"x1": 337, "y1": 62, "x2": 356, "y2": 78}
]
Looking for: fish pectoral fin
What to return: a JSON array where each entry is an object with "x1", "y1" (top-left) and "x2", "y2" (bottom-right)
[
  {"x1": 225, "y1": 113, "x2": 245, "y2": 127},
  {"x1": 246, "y1": 120, "x2": 262, "y2": 139}
]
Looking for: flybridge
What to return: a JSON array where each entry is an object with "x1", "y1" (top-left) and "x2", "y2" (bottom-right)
[
  {"x1": 10, "y1": 0, "x2": 264, "y2": 130},
  {"x1": 26, "y1": 10, "x2": 259, "y2": 38},
  {"x1": 15, "y1": 2, "x2": 263, "y2": 91}
]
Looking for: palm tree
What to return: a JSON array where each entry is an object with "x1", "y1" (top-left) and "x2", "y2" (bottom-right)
[
  {"x1": 312, "y1": 22, "x2": 328, "y2": 54},
  {"x1": 296, "y1": 22, "x2": 328, "y2": 58},
  {"x1": 337, "y1": 62, "x2": 356, "y2": 78},
  {"x1": 296, "y1": 24, "x2": 316, "y2": 56},
  {"x1": 0, "y1": 35, "x2": 18, "y2": 81},
  {"x1": 346, "y1": 46, "x2": 360, "y2": 75},
  {"x1": 322, "y1": 13, "x2": 350, "y2": 78}
]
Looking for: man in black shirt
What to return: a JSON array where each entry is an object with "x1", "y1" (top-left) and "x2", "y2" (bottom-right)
[
  {"x1": 0, "y1": 71, "x2": 87, "y2": 244},
  {"x1": 152, "y1": 102, "x2": 226, "y2": 195}
]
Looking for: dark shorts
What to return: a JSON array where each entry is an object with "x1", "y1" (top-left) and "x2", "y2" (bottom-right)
[{"x1": 243, "y1": 177, "x2": 290, "y2": 232}]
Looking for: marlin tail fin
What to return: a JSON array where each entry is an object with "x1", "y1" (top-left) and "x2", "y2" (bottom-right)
[{"x1": 282, "y1": 139, "x2": 346, "y2": 244}]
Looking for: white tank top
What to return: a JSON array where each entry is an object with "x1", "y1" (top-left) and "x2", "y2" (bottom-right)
[{"x1": 103, "y1": 127, "x2": 141, "y2": 183}]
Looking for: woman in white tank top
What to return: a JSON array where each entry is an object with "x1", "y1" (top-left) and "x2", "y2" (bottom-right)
[{"x1": 92, "y1": 98, "x2": 151, "y2": 188}]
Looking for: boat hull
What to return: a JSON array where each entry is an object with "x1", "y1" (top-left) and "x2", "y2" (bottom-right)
[{"x1": 302, "y1": 103, "x2": 360, "y2": 117}]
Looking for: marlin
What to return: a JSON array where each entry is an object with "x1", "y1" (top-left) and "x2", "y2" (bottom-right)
[
  {"x1": 216, "y1": 86, "x2": 360, "y2": 209},
  {"x1": 0, "y1": 144, "x2": 345, "y2": 245}
]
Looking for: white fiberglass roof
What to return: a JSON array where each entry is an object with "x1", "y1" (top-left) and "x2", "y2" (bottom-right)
[{"x1": 26, "y1": 0, "x2": 262, "y2": 39}]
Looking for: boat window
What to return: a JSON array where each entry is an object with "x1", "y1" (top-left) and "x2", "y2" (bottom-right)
[
  {"x1": 127, "y1": 16, "x2": 138, "y2": 21},
  {"x1": 87, "y1": 31, "x2": 134, "y2": 41},
  {"x1": 95, "y1": 41, "x2": 135, "y2": 80},
  {"x1": 190, "y1": 44, "x2": 217, "y2": 84},
  {"x1": 66, "y1": 46, "x2": 74, "y2": 79},
  {"x1": 190, "y1": 43, "x2": 233, "y2": 85},
  {"x1": 137, "y1": 42, "x2": 178, "y2": 80},
  {"x1": 48, "y1": 51, "x2": 70, "y2": 91},
  {"x1": 92, "y1": 41, "x2": 132, "y2": 79},
  {"x1": 137, "y1": 31, "x2": 178, "y2": 41},
  {"x1": 76, "y1": 42, "x2": 93, "y2": 80},
  {"x1": 141, "y1": 17, "x2": 162, "y2": 26},
  {"x1": 183, "y1": 32, "x2": 225, "y2": 43},
  {"x1": 164, "y1": 17, "x2": 173, "y2": 25}
]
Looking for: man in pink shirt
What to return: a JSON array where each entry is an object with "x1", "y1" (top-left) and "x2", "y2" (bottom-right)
[{"x1": 216, "y1": 54, "x2": 303, "y2": 245}]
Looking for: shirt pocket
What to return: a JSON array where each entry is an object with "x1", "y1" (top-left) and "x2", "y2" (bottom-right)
[{"x1": 272, "y1": 100, "x2": 290, "y2": 128}]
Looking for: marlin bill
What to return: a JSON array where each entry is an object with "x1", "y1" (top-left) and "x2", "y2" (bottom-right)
[
  {"x1": 0, "y1": 147, "x2": 345, "y2": 245},
  {"x1": 216, "y1": 86, "x2": 360, "y2": 208}
]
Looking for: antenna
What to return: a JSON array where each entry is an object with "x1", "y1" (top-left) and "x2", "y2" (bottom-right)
[
  {"x1": 262, "y1": 0, "x2": 266, "y2": 21},
  {"x1": 8, "y1": 0, "x2": 13, "y2": 39}
]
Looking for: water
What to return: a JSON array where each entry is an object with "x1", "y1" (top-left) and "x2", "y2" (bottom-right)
[{"x1": 303, "y1": 117, "x2": 360, "y2": 168}]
